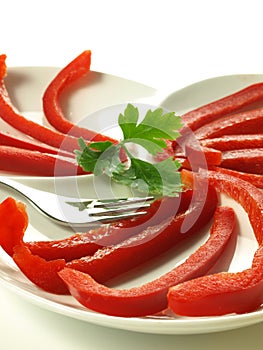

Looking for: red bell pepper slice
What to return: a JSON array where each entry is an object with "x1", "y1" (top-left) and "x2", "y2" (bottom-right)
[
  {"x1": 168, "y1": 245, "x2": 263, "y2": 316},
  {"x1": 194, "y1": 107, "x2": 263, "y2": 140},
  {"x1": 0, "y1": 197, "x2": 28, "y2": 256},
  {"x1": 201, "y1": 134, "x2": 263, "y2": 151},
  {"x1": 25, "y1": 191, "x2": 193, "y2": 261},
  {"x1": 65, "y1": 180, "x2": 218, "y2": 283},
  {"x1": 156, "y1": 143, "x2": 222, "y2": 171},
  {"x1": 0, "y1": 197, "x2": 67, "y2": 294},
  {"x1": 42, "y1": 51, "x2": 117, "y2": 143},
  {"x1": 175, "y1": 104, "x2": 263, "y2": 156},
  {"x1": 58, "y1": 206, "x2": 236, "y2": 317},
  {"x1": 12, "y1": 245, "x2": 67, "y2": 294},
  {"x1": 0, "y1": 130, "x2": 74, "y2": 158},
  {"x1": 181, "y1": 169, "x2": 263, "y2": 245},
  {"x1": 168, "y1": 170, "x2": 263, "y2": 316},
  {"x1": 182, "y1": 82, "x2": 263, "y2": 131},
  {"x1": 220, "y1": 148, "x2": 263, "y2": 175},
  {"x1": 0, "y1": 184, "x2": 213, "y2": 297},
  {"x1": 184, "y1": 144, "x2": 222, "y2": 170},
  {"x1": 0, "y1": 54, "x2": 81, "y2": 153},
  {"x1": 212, "y1": 167, "x2": 263, "y2": 189},
  {"x1": 208, "y1": 171, "x2": 263, "y2": 245},
  {"x1": 0, "y1": 145, "x2": 86, "y2": 176}
]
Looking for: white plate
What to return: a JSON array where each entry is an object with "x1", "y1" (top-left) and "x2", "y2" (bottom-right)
[
  {"x1": 160, "y1": 74, "x2": 263, "y2": 115},
  {"x1": 0, "y1": 71, "x2": 263, "y2": 335}
]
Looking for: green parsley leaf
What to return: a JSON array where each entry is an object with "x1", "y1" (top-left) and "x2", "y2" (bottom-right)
[
  {"x1": 112, "y1": 157, "x2": 182, "y2": 196},
  {"x1": 125, "y1": 158, "x2": 175, "y2": 196},
  {"x1": 75, "y1": 104, "x2": 183, "y2": 197},
  {"x1": 119, "y1": 104, "x2": 182, "y2": 156},
  {"x1": 118, "y1": 103, "x2": 139, "y2": 139},
  {"x1": 153, "y1": 157, "x2": 183, "y2": 195},
  {"x1": 75, "y1": 139, "x2": 114, "y2": 174},
  {"x1": 95, "y1": 144, "x2": 125, "y2": 177}
]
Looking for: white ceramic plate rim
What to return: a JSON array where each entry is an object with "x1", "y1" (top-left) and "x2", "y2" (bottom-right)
[{"x1": 0, "y1": 69, "x2": 262, "y2": 335}]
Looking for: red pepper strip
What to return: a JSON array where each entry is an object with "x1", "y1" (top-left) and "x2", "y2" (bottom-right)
[
  {"x1": 25, "y1": 191, "x2": 193, "y2": 261},
  {"x1": 0, "y1": 197, "x2": 68, "y2": 294},
  {"x1": 0, "y1": 145, "x2": 86, "y2": 176},
  {"x1": 181, "y1": 169, "x2": 263, "y2": 245},
  {"x1": 184, "y1": 144, "x2": 222, "y2": 171},
  {"x1": 168, "y1": 170, "x2": 263, "y2": 316},
  {"x1": 0, "y1": 197, "x2": 28, "y2": 256},
  {"x1": 201, "y1": 134, "x2": 263, "y2": 151},
  {"x1": 42, "y1": 51, "x2": 117, "y2": 143},
  {"x1": 220, "y1": 148, "x2": 263, "y2": 175},
  {"x1": 0, "y1": 55, "x2": 81, "y2": 153},
  {"x1": 0, "y1": 194, "x2": 192, "y2": 295},
  {"x1": 182, "y1": 82, "x2": 263, "y2": 131},
  {"x1": 167, "y1": 245, "x2": 263, "y2": 317},
  {"x1": 212, "y1": 167, "x2": 263, "y2": 189},
  {"x1": 58, "y1": 206, "x2": 236, "y2": 317},
  {"x1": 156, "y1": 143, "x2": 222, "y2": 171},
  {"x1": 0, "y1": 131, "x2": 74, "y2": 158},
  {"x1": 65, "y1": 181, "x2": 218, "y2": 283},
  {"x1": 13, "y1": 245, "x2": 67, "y2": 294},
  {"x1": 194, "y1": 107, "x2": 263, "y2": 140}
]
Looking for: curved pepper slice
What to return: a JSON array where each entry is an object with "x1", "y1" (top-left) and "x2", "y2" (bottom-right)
[
  {"x1": 184, "y1": 144, "x2": 222, "y2": 170},
  {"x1": 201, "y1": 134, "x2": 263, "y2": 151},
  {"x1": 0, "y1": 194, "x2": 192, "y2": 295},
  {"x1": 174, "y1": 103, "x2": 263, "y2": 157},
  {"x1": 0, "y1": 197, "x2": 67, "y2": 294},
  {"x1": 0, "y1": 197, "x2": 28, "y2": 256},
  {"x1": 182, "y1": 82, "x2": 263, "y2": 131},
  {"x1": 0, "y1": 130, "x2": 74, "y2": 158},
  {"x1": 13, "y1": 245, "x2": 67, "y2": 294},
  {"x1": 168, "y1": 170, "x2": 263, "y2": 316},
  {"x1": 26, "y1": 191, "x2": 193, "y2": 261},
  {"x1": 156, "y1": 143, "x2": 222, "y2": 171},
  {"x1": 168, "y1": 246, "x2": 263, "y2": 316},
  {"x1": 207, "y1": 171, "x2": 263, "y2": 245},
  {"x1": 0, "y1": 54, "x2": 81, "y2": 153},
  {"x1": 0, "y1": 145, "x2": 86, "y2": 176},
  {"x1": 42, "y1": 51, "x2": 116, "y2": 143},
  {"x1": 212, "y1": 167, "x2": 263, "y2": 189},
  {"x1": 221, "y1": 148, "x2": 263, "y2": 175},
  {"x1": 182, "y1": 169, "x2": 263, "y2": 245},
  {"x1": 65, "y1": 181, "x2": 218, "y2": 283},
  {"x1": 194, "y1": 107, "x2": 263, "y2": 140},
  {"x1": 58, "y1": 206, "x2": 236, "y2": 317}
]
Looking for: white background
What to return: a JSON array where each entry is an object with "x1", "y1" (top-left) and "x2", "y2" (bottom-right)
[
  {"x1": 3, "y1": 0, "x2": 263, "y2": 90},
  {"x1": 1, "y1": 0, "x2": 263, "y2": 349}
]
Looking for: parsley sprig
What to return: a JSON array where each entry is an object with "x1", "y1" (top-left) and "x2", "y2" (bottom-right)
[{"x1": 75, "y1": 104, "x2": 183, "y2": 197}]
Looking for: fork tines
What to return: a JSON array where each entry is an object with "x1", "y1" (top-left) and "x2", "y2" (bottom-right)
[
  {"x1": 90, "y1": 196, "x2": 154, "y2": 217},
  {"x1": 93, "y1": 196, "x2": 154, "y2": 208}
]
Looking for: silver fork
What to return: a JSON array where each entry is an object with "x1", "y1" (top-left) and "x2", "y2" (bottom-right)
[{"x1": 0, "y1": 177, "x2": 153, "y2": 228}]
